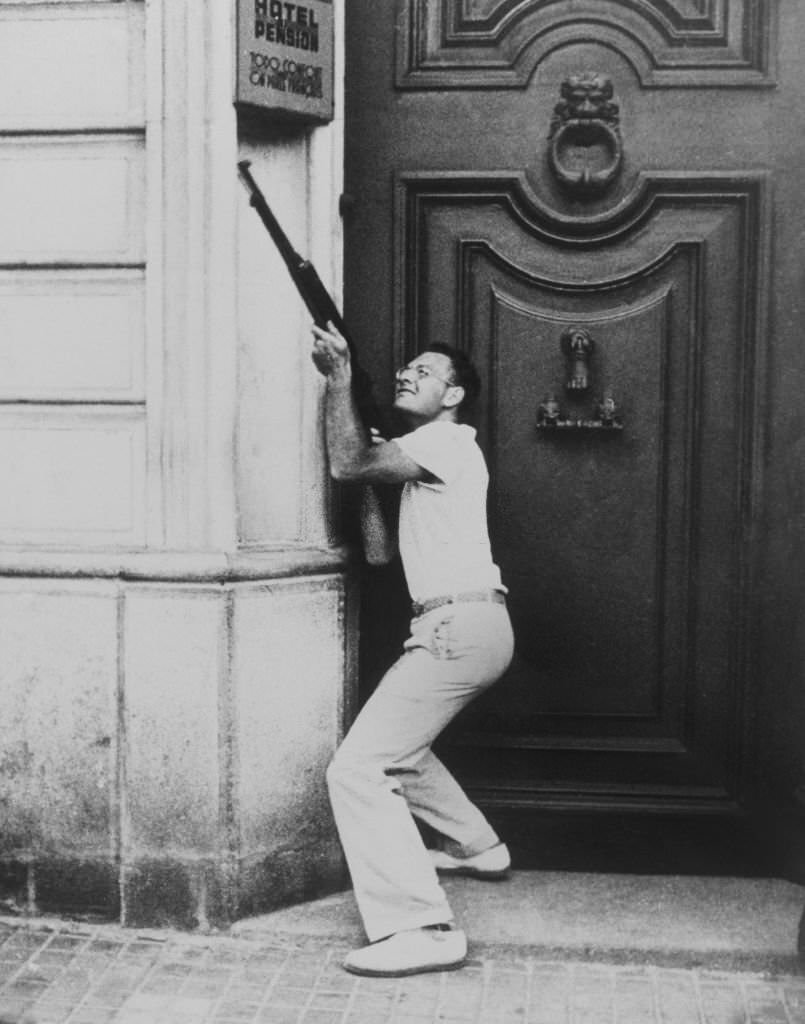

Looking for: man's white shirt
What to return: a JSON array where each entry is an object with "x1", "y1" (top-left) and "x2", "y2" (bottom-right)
[{"x1": 392, "y1": 421, "x2": 504, "y2": 604}]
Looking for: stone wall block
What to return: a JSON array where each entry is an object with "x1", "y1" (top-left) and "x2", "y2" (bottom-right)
[
  {"x1": 121, "y1": 857, "x2": 229, "y2": 931},
  {"x1": 0, "y1": 581, "x2": 119, "y2": 856},
  {"x1": 233, "y1": 577, "x2": 346, "y2": 857},
  {"x1": 235, "y1": 835, "x2": 345, "y2": 920},
  {"x1": 122, "y1": 587, "x2": 225, "y2": 855}
]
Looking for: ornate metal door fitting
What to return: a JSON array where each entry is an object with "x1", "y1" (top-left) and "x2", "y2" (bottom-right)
[
  {"x1": 547, "y1": 73, "x2": 623, "y2": 197},
  {"x1": 562, "y1": 326, "x2": 594, "y2": 391},
  {"x1": 536, "y1": 327, "x2": 623, "y2": 431}
]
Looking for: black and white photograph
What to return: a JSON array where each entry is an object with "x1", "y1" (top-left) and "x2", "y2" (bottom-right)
[{"x1": 0, "y1": 2, "x2": 804, "y2": 1022}]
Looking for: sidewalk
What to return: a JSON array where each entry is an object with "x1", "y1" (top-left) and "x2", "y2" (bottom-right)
[{"x1": 1, "y1": 872, "x2": 804, "y2": 1024}]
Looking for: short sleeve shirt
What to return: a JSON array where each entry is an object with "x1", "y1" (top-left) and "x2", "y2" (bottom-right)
[{"x1": 391, "y1": 421, "x2": 504, "y2": 604}]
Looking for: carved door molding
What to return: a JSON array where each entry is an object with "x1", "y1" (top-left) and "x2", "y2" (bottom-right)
[
  {"x1": 393, "y1": 169, "x2": 769, "y2": 810},
  {"x1": 396, "y1": 0, "x2": 776, "y2": 89}
]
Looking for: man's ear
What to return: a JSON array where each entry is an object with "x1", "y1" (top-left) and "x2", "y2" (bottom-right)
[{"x1": 442, "y1": 384, "x2": 465, "y2": 411}]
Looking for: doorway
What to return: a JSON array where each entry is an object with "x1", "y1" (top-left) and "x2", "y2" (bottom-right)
[{"x1": 343, "y1": 2, "x2": 805, "y2": 878}]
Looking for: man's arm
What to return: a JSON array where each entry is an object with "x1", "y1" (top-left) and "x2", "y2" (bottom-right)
[{"x1": 311, "y1": 323, "x2": 428, "y2": 485}]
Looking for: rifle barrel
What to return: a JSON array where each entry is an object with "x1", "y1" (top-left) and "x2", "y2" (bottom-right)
[
  {"x1": 237, "y1": 161, "x2": 382, "y2": 432},
  {"x1": 237, "y1": 160, "x2": 300, "y2": 269}
]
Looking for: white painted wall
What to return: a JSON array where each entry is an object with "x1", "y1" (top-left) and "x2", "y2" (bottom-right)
[{"x1": 0, "y1": 0, "x2": 340, "y2": 555}]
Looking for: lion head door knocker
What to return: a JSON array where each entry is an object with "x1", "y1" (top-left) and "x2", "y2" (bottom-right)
[{"x1": 547, "y1": 73, "x2": 623, "y2": 197}]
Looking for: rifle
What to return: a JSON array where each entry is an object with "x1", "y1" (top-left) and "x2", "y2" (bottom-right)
[{"x1": 237, "y1": 160, "x2": 380, "y2": 432}]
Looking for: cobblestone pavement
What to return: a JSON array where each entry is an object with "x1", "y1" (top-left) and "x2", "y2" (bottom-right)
[{"x1": 0, "y1": 920, "x2": 804, "y2": 1024}]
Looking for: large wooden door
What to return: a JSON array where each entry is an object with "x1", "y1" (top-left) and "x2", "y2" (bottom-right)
[{"x1": 345, "y1": 2, "x2": 805, "y2": 874}]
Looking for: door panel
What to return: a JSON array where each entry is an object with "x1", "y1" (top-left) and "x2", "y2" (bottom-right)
[
  {"x1": 345, "y1": 1, "x2": 805, "y2": 871},
  {"x1": 397, "y1": 172, "x2": 765, "y2": 812}
]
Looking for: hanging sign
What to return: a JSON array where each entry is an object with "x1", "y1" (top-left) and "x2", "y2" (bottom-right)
[{"x1": 235, "y1": 0, "x2": 334, "y2": 123}]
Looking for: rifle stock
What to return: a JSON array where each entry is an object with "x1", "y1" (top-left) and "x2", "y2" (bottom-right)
[{"x1": 237, "y1": 160, "x2": 380, "y2": 431}]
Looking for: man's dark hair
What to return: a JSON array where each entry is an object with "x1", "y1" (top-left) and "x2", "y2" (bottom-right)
[{"x1": 424, "y1": 343, "x2": 481, "y2": 418}]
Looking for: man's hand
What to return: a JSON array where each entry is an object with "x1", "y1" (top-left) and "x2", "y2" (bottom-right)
[
  {"x1": 312, "y1": 325, "x2": 428, "y2": 485},
  {"x1": 312, "y1": 322, "x2": 351, "y2": 385}
]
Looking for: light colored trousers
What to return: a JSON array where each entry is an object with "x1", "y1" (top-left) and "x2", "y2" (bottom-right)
[{"x1": 326, "y1": 599, "x2": 515, "y2": 942}]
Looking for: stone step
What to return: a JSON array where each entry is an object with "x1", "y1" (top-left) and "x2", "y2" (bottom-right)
[{"x1": 231, "y1": 871, "x2": 805, "y2": 973}]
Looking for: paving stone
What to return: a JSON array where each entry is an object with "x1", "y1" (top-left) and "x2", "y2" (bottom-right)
[
  {"x1": 270, "y1": 984, "x2": 313, "y2": 1006},
  {"x1": 256, "y1": 1011, "x2": 299, "y2": 1024},
  {"x1": 66, "y1": 1009, "x2": 121, "y2": 1024},
  {"x1": 0, "y1": 918, "x2": 802, "y2": 1024}
]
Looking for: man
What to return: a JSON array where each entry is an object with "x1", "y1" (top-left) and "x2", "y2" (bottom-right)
[{"x1": 311, "y1": 321, "x2": 514, "y2": 978}]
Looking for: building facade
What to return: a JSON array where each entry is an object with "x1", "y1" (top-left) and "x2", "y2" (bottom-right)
[
  {"x1": 0, "y1": 0, "x2": 351, "y2": 927},
  {"x1": 3, "y1": 0, "x2": 805, "y2": 930}
]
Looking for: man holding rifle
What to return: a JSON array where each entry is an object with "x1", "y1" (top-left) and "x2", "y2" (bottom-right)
[{"x1": 311, "y1": 321, "x2": 514, "y2": 978}]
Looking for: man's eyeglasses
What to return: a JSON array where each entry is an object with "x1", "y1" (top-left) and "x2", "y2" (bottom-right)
[{"x1": 395, "y1": 363, "x2": 456, "y2": 387}]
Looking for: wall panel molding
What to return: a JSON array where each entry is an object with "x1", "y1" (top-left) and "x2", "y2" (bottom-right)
[
  {"x1": 0, "y1": 269, "x2": 145, "y2": 402},
  {"x1": 0, "y1": 545, "x2": 351, "y2": 582},
  {"x1": 0, "y1": 137, "x2": 145, "y2": 265},
  {"x1": 0, "y1": 1, "x2": 145, "y2": 133},
  {"x1": 0, "y1": 407, "x2": 147, "y2": 546}
]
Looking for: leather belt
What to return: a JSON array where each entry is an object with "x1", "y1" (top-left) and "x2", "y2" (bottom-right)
[{"x1": 412, "y1": 589, "x2": 506, "y2": 618}]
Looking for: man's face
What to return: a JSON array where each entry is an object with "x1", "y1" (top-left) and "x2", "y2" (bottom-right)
[{"x1": 393, "y1": 351, "x2": 459, "y2": 423}]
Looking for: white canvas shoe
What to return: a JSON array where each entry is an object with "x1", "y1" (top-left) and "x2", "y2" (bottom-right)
[
  {"x1": 429, "y1": 842, "x2": 511, "y2": 880},
  {"x1": 343, "y1": 926, "x2": 468, "y2": 977}
]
